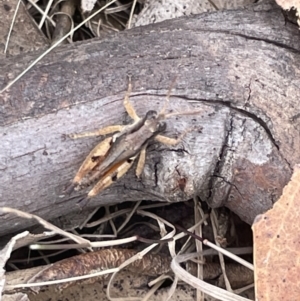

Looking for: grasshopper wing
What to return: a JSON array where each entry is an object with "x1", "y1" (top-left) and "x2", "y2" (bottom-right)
[
  {"x1": 65, "y1": 137, "x2": 113, "y2": 194},
  {"x1": 78, "y1": 155, "x2": 138, "y2": 208}
]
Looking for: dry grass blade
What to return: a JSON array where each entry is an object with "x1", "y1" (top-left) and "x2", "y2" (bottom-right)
[
  {"x1": 165, "y1": 276, "x2": 178, "y2": 301},
  {"x1": 176, "y1": 224, "x2": 254, "y2": 271},
  {"x1": 0, "y1": 231, "x2": 29, "y2": 296},
  {"x1": 30, "y1": 236, "x2": 139, "y2": 250},
  {"x1": 6, "y1": 267, "x2": 119, "y2": 290},
  {"x1": 141, "y1": 279, "x2": 165, "y2": 301},
  {"x1": 127, "y1": 0, "x2": 137, "y2": 29},
  {"x1": 117, "y1": 200, "x2": 142, "y2": 233},
  {"x1": 27, "y1": 0, "x2": 56, "y2": 26},
  {"x1": 234, "y1": 284, "x2": 255, "y2": 295},
  {"x1": 0, "y1": 207, "x2": 89, "y2": 246},
  {"x1": 107, "y1": 209, "x2": 176, "y2": 300},
  {"x1": 85, "y1": 208, "x2": 133, "y2": 228},
  {"x1": 4, "y1": 0, "x2": 22, "y2": 53},
  {"x1": 82, "y1": 203, "x2": 170, "y2": 229},
  {"x1": 0, "y1": 0, "x2": 119, "y2": 93},
  {"x1": 193, "y1": 198, "x2": 205, "y2": 301},
  {"x1": 203, "y1": 240, "x2": 254, "y2": 271},
  {"x1": 211, "y1": 209, "x2": 233, "y2": 292},
  {"x1": 38, "y1": 0, "x2": 54, "y2": 28},
  {"x1": 171, "y1": 253, "x2": 253, "y2": 301}
]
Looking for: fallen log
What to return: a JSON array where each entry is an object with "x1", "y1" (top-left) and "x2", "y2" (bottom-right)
[{"x1": 0, "y1": 1, "x2": 298, "y2": 235}]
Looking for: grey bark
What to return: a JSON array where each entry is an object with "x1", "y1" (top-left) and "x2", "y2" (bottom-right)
[{"x1": 0, "y1": 1, "x2": 299, "y2": 235}]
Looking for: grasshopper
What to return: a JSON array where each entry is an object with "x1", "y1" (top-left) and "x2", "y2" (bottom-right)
[{"x1": 66, "y1": 79, "x2": 196, "y2": 207}]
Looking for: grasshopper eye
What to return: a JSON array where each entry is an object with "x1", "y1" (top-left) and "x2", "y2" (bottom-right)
[
  {"x1": 146, "y1": 110, "x2": 157, "y2": 119},
  {"x1": 158, "y1": 122, "x2": 167, "y2": 132}
]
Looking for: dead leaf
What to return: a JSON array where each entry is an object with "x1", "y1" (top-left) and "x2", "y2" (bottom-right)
[
  {"x1": 0, "y1": 231, "x2": 56, "y2": 298},
  {"x1": 2, "y1": 292, "x2": 29, "y2": 301},
  {"x1": 252, "y1": 164, "x2": 300, "y2": 301}
]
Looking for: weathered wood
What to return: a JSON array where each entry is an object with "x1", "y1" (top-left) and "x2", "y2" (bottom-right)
[
  {"x1": 0, "y1": 0, "x2": 48, "y2": 57},
  {"x1": 0, "y1": 1, "x2": 299, "y2": 235}
]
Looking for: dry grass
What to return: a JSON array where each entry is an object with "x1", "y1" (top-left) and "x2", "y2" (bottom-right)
[{"x1": 2, "y1": 200, "x2": 254, "y2": 300}]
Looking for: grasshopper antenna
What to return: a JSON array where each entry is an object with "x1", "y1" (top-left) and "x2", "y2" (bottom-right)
[
  {"x1": 64, "y1": 183, "x2": 77, "y2": 195},
  {"x1": 76, "y1": 195, "x2": 91, "y2": 210},
  {"x1": 159, "y1": 76, "x2": 178, "y2": 118},
  {"x1": 159, "y1": 76, "x2": 204, "y2": 119}
]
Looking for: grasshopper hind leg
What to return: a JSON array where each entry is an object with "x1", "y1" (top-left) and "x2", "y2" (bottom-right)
[
  {"x1": 76, "y1": 156, "x2": 138, "y2": 209},
  {"x1": 68, "y1": 125, "x2": 124, "y2": 139},
  {"x1": 136, "y1": 146, "x2": 147, "y2": 178},
  {"x1": 64, "y1": 136, "x2": 113, "y2": 195}
]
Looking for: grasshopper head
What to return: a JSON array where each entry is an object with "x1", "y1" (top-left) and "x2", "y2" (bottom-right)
[
  {"x1": 145, "y1": 110, "x2": 158, "y2": 119},
  {"x1": 144, "y1": 110, "x2": 166, "y2": 133}
]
